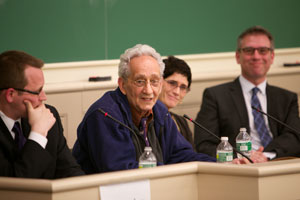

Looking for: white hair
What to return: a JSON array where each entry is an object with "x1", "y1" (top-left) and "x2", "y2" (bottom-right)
[{"x1": 118, "y1": 44, "x2": 165, "y2": 79}]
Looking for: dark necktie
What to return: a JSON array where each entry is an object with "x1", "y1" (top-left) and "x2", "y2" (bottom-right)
[
  {"x1": 251, "y1": 87, "x2": 272, "y2": 147},
  {"x1": 12, "y1": 121, "x2": 26, "y2": 150}
]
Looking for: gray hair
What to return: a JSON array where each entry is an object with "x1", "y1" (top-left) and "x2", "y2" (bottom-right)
[
  {"x1": 237, "y1": 26, "x2": 274, "y2": 50},
  {"x1": 118, "y1": 44, "x2": 165, "y2": 79}
]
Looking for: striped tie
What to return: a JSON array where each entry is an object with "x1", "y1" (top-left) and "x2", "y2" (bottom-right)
[{"x1": 251, "y1": 87, "x2": 272, "y2": 147}]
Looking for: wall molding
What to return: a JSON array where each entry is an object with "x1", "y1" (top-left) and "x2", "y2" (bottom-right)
[
  {"x1": 44, "y1": 48, "x2": 300, "y2": 147},
  {"x1": 43, "y1": 48, "x2": 300, "y2": 94}
]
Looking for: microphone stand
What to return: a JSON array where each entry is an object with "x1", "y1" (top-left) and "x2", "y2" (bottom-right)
[
  {"x1": 98, "y1": 108, "x2": 135, "y2": 133},
  {"x1": 98, "y1": 108, "x2": 144, "y2": 158},
  {"x1": 251, "y1": 106, "x2": 300, "y2": 135},
  {"x1": 183, "y1": 114, "x2": 253, "y2": 163}
]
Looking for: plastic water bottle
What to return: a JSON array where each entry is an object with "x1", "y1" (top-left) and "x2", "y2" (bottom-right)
[
  {"x1": 139, "y1": 146, "x2": 157, "y2": 168},
  {"x1": 216, "y1": 137, "x2": 233, "y2": 163},
  {"x1": 236, "y1": 128, "x2": 252, "y2": 159}
]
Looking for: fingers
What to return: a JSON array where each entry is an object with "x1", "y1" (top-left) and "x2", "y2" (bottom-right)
[
  {"x1": 238, "y1": 157, "x2": 250, "y2": 164},
  {"x1": 232, "y1": 149, "x2": 268, "y2": 164},
  {"x1": 232, "y1": 159, "x2": 239, "y2": 164},
  {"x1": 242, "y1": 157, "x2": 250, "y2": 164},
  {"x1": 25, "y1": 103, "x2": 56, "y2": 137},
  {"x1": 24, "y1": 100, "x2": 33, "y2": 112},
  {"x1": 250, "y1": 149, "x2": 268, "y2": 163},
  {"x1": 257, "y1": 146, "x2": 264, "y2": 152},
  {"x1": 232, "y1": 158, "x2": 241, "y2": 164},
  {"x1": 232, "y1": 157, "x2": 250, "y2": 164}
]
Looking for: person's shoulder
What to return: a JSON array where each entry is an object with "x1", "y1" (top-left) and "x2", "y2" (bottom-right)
[
  {"x1": 153, "y1": 100, "x2": 170, "y2": 122},
  {"x1": 170, "y1": 111, "x2": 182, "y2": 120},
  {"x1": 154, "y1": 100, "x2": 168, "y2": 113},
  {"x1": 267, "y1": 84, "x2": 297, "y2": 97},
  {"x1": 169, "y1": 111, "x2": 177, "y2": 117},
  {"x1": 204, "y1": 80, "x2": 236, "y2": 94},
  {"x1": 170, "y1": 112, "x2": 187, "y2": 124},
  {"x1": 83, "y1": 88, "x2": 129, "y2": 123},
  {"x1": 45, "y1": 104, "x2": 56, "y2": 109},
  {"x1": 45, "y1": 104, "x2": 59, "y2": 115},
  {"x1": 85, "y1": 90, "x2": 118, "y2": 114}
]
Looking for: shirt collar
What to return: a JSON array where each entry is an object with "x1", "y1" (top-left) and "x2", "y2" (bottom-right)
[
  {"x1": 131, "y1": 109, "x2": 153, "y2": 128},
  {"x1": 239, "y1": 75, "x2": 267, "y2": 95},
  {"x1": 0, "y1": 110, "x2": 21, "y2": 132}
]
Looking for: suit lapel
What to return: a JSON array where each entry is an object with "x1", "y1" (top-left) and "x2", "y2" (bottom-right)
[
  {"x1": 0, "y1": 117, "x2": 19, "y2": 156},
  {"x1": 229, "y1": 78, "x2": 250, "y2": 131},
  {"x1": 0, "y1": 117, "x2": 31, "y2": 140},
  {"x1": 0, "y1": 117, "x2": 15, "y2": 143},
  {"x1": 266, "y1": 85, "x2": 277, "y2": 137}
]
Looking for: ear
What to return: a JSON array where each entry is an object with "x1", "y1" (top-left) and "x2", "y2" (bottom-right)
[
  {"x1": 235, "y1": 51, "x2": 241, "y2": 64},
  {"x1": 5, "y1": 88, "x2": 15, "y2": 103},
  {"x1": 158, "y1": 78, "x2": 162, "y2": 95},
  {"x1": 118, "y1": 77, "x2": 127, "y2": 95},
  {"x1": 270, "y1": 50, "x2": 275, "y2": 64}
]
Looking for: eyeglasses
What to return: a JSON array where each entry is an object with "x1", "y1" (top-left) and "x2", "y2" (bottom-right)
[
  {"x1": 165, "y1": 80, "x2": 190, "y2": 93},
  {"x1": 132, "y1": 79, "x2": 161, "y2": 88},
  {"x1": 0, "y1": 87, "x2": 41, "y2": 95},
  {"x1": 238, "y1": 47, "x2": 273, "y2": 55}
]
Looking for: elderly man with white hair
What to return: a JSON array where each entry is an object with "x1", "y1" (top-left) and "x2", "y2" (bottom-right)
[{"x1": 73, "y1": 44, "x2": 249, "y2": 174}]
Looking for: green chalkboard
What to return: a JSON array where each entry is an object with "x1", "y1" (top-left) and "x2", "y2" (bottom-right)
[{"x1": 1, "y1": 0, "x2": 300, "y2": 63}]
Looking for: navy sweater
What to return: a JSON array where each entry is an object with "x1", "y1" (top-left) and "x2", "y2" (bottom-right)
[{"x1": 73, "y1": 88, "x2": 215, "y2": 174}]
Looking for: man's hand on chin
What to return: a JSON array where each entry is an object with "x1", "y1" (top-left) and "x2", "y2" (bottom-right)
[{"x1": 24, "y1": 100, "x2": 56, "y2": 137}]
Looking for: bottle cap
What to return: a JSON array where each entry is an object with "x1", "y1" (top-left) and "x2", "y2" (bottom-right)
[
  {"x1": 240, "y1": 127, "x2": 247, "y2": 132},
  {"x1": 220, "y1": 137, "x2": 228, "y2": 141},
  {"x1": 144, "y1": 146, "x2": 152, "y2": 151}
]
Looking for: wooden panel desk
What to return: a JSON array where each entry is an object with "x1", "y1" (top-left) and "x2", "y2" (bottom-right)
[{"x1": 1, "y1": 159, "x2": 300, "y2": 200}]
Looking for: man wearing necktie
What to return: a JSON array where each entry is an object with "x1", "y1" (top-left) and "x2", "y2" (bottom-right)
[
  {"x1": 194, "y1": 26, "x2": 300, "y2": 162},
  {"x1": 0, "y1": 50, "x2": 84, "y2": 178}
]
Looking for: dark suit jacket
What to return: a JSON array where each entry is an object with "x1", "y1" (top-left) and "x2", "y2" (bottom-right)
[
  {"x1": 194, "y1": 78, "x2": 300, "y2": 158},
  {"x1": 0, "y1": 104, "x2": 84, "y2": 179}
]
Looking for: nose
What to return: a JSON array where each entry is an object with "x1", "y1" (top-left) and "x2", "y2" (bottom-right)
[
  {"x1": 142, "y1": 81, "x2": 153, "y2": 94},
  {"x1": 252, "y1": 49, "x2": 261, "y2": 58},
  {"x1": 172, "y1": 86, "x2": 180, "y2": 95},
  {"x1": 39, "y1": 90, "x2": 47, "y2": 101}
]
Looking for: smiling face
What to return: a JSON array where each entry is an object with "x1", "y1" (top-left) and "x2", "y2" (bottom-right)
[
  {"x1": 236, "y1": 34, "x2": 274, "y2": 85},
  {"x1": 118, "y1": 55, "x2": 162, "y2": 116},
  {"x1": 159, "y1": 72, "x2": 189, "y2": 110}
]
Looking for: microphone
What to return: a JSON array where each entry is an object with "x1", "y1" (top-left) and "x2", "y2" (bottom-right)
[
  {"x1": 251, "y1": 106, "x2": 300, "y2": 135},
  {"x1": 98, "y1": 108, "x2": 135, "y2": 134},
  {"x1": 98, "y1": 108, "x2": 143, "y2": 161},
  {"x1": 183, "y1": 114, "x2": 254, "y2": 163},
  {"x1": 97, "y1": 108, "x2": 143, "y2": 161}
]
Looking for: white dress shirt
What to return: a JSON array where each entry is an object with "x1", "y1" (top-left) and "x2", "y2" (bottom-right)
[
  {"x1": 0, "y1": 110, "x2": 47, "y2": 148},
  {"x1": 239, "y1": 76, "x2": 276, "y2": 159}
]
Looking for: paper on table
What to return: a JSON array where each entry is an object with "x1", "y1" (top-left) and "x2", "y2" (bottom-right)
[{"x1": 99, "y1": 179, "x2": 151, "y2": 200}]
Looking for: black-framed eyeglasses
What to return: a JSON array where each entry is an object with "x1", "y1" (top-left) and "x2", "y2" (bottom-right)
[
  {"x1": 238, "y1": 47, "x2": 273, "y2": 55},
  {"x1": 165, "y1": 80, "x2": 190, "y2": 93},
  {"x1": 0, "y1": 88, "x2": 41, "y2": 95}
]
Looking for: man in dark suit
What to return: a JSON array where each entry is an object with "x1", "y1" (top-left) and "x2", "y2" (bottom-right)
[
  {"x1": 0, "y1": 50, "x2": 84, "y2": 179},
  {"x1": 194, "y1": 26, "x2": 300, "y2": 162}
]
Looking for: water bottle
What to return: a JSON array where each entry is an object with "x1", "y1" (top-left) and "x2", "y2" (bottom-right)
[
  {"x1": 139, "y1": 146, "x2": 157, "y2": 168},
  {"x1": 236, "y1": 128, "x2": 252, "y2": 159},
  {"x1": 216, "y1": 137, "x2": 233, "y2": 163}
]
